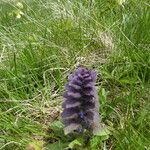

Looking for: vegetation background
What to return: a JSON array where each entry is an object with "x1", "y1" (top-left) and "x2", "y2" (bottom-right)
[{"x1": 0, "y1": 0, "x2": 150, "y2": 149}]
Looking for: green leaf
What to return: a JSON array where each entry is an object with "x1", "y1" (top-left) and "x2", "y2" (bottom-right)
[
  {"x1": 90, "y1": 127, "x2": 110, "y2": 150},
  {"x1": 97, "y1": 127, "x2": 110, "y2": 136},
  {"x1": 94, "y1": 125, "x2": 110, "y2": 141},
  {"x1": 90, "y1": 136, "x2": 102, "y2": 150},
  {"x1": 45, "y1": 141, "x2": 69, "y2": 150},
  {"x1": 48, "y1": 120, "x2": 65, "y2": 139},
  {"x1": 50, "y1": 121, "x2": 64, "y2": 130},
  {"x1": 100, "y1": 88, "x2": 107, "y2": 105},
  {"x1": 68, "y1": 139, "x2": 82, "y2": 149}
]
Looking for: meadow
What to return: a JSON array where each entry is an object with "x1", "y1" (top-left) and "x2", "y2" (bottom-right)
[{"x1": 0, "y1": 0, "x2": 150, "y2": 149}]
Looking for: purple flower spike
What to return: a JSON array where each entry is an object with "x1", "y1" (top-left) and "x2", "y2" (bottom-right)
[{"x1": 61, "y1": 67, "x2": 100, "y2": 135}]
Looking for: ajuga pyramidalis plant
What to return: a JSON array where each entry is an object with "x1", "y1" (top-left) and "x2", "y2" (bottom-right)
[{"x1": 61, "y1": 67, "x2": 100, "y2": 135}]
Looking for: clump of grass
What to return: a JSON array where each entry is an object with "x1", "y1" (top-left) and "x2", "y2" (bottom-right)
[{"x1": 0, "y1": 0, "x2": 150, "y2": 149}]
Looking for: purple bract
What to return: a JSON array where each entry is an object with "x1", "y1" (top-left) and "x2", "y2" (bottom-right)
[{"x1": 61, "y1": 67, "x2": 100, "y2": 135}]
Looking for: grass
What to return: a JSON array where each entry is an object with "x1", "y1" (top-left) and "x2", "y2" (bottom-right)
[{"x1": 0, "y1": 0, "x2": 150, "y2": 149}]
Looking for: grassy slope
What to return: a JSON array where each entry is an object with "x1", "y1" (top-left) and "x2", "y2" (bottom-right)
[{"x1": 0, "y1": 0, "x2": 150, "y2": 149}]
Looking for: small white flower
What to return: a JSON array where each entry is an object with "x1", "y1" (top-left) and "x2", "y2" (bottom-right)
[
  {"x1": 16, "y1": 10, "x2": 24, "y2": 19},
  {"x1": 16, "y1": 2, "x2": 24, "y2": 9},
  {"x1": 117, "y1": 0, "x2": 126, "y2": 6}
]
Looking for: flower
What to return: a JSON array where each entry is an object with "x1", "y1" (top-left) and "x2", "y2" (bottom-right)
[
  {"x1": 16, "y1": 10, "x2": 24, "y2": 19},
  {"x1": 61, "y1": 67, "x2": 100, "y2": 135},
  {"x1": 16, "y1": 2, "x2": 24, "y2": 9}
]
